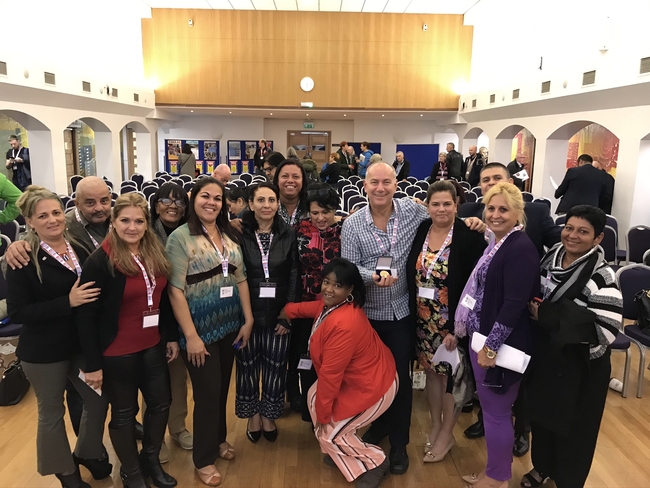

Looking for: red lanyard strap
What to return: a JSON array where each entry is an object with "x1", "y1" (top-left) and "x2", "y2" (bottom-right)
[
  {"x1": 40, "y1": 239, "x2": 82, "y2": 277},
  {"x1": 132, "y1": 253, "x2": 156, "y2": 309},
  {"x1": 254, "y1": 231, "x2": 274, "y2": 280},
  {"x1": 365, "y1": 206, "x2": 398, "y2": 256},
  {"x1": 421, "y1": 224, "x2": 454, "y2": 280}
]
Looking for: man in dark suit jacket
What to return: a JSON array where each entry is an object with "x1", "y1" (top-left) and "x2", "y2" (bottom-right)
[
  {"x1": 593, "y1": 161, "x2": 615, "y2": 215},
  {"x1": 444, "y1": 142, "x2": 463, "y2": 180},
  {"x1": 555, "y1": 154, "x2": 611, "y2": 214},
  {"x1": 337, "y1": 141, "x2": 351, "y2": 178},
  {"x1": 507, "y1": 154, "x2": 528, "y2": 191},
  {"x1": 459, "y1": 162, "x2": 562, "y2": 258},
  {"x1": 393, "y1": 151, "x2": 410, "y2": 181},
  {"x1": 461, "y1": 145, "x2": 484, "y2": 187}
]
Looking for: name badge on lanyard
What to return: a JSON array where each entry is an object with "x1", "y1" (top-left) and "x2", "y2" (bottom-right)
[
  {"x1": 132, "y1": 254, "x2": 159, "y2": 328},
  {"x1": 418, "y1": 287, "x2": 437, "y2": 300},
  {"x1": 255, "y1": 231, "x2": 276, "y2": 298},
  {"x1": 203, "y1": 225, "x2": 229, "y2": 277},
  {"x1": 220, "y1": 286, "x2": 234, "y2": 298}
]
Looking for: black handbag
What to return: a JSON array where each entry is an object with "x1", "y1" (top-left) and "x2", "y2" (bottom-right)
[
  {"x1": 0, "y1": 358, "x2": 30, "y2": 406},
  {"x1": 635, "y1": 289, "x2": 650, "y2": 336}
]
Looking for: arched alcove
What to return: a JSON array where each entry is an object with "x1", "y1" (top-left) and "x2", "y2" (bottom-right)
[
  {"x1": 630, "y1": 132, "x2": 650, "y2": 226},
  {"x1": 0, "y1": 110, "x2": 54, "y2": 191},
  {"x1": 495, "y1": 125, "x2": 537, "y2": 192},
  {"x1": 463, "y1": 127, "x2": 489, "y2": 163},
  {"x1": 544, "y1": 121, "x2": 619, "y2": 214},
  {"x1": 119, "y1": 121, "x2": 151, "y2": 181},
  {"x1": 63, "y1": 117, "x2": 114, "y2": 191}
]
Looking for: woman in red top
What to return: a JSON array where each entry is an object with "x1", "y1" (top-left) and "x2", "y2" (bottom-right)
[
  {"x1": 280, "y1": 258, "x2": 398, "y2": 488},
  {"x1": 77, "y1": 194, "x2": 179, "y2": 488}
]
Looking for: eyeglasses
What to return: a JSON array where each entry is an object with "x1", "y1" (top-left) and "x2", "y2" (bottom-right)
[
  {"x1": 263, "y1": 166, "x2": 272, "y2": 173},
  {"x1": 158, "y1": 198, "x2": 186, "y2": 207}
]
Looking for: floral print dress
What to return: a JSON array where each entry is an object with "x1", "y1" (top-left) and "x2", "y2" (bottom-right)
[
  {"x1": 415, "y1": 245, "x2": 451, "y2": 373},
  {"x1": 296, "y1": 220, "x2": 343, "y2": 301}
]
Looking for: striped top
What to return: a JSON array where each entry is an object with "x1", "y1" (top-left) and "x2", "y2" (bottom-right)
[{"x1": 540, "y1": 244, "x2": 622, "y2": 359}]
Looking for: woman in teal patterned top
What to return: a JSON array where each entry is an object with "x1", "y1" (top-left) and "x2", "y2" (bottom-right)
[{"x1": 166, "y1": 177, "x2": 254, "y2": 487}]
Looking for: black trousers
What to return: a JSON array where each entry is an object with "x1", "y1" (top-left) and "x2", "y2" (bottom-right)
[
  {"x1": 368, "y1": 316, "x2": 412, "y2": 448},
  {"x1": 531, "y1": 350, "x2": 610, "y2": 488},
  {"x1": 103, "y1": 343, "x2": 171, "y2": 472},
  {"x1": 287, "y1": 318, "x2": 317, "y2": 422},
  {"x1": 181, "y1": 332, "x2": 237, "y2": 469}
]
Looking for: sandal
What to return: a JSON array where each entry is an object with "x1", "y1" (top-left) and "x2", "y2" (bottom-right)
[
  {"x1": 218, "y1": 442, "x2": 235, "y2": 461},
  {"x1": 521, "y1": 469, "x2": 548, "y2": 488},
  {"x1": 197, "y1": 466, "x2": 222, "y2": 486}
]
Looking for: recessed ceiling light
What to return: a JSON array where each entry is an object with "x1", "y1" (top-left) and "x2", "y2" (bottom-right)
[
  {"x1": 190, "y1": 110, "x2": 194, "y2": 113},
  {"x1": 343, "y1": 114, "x2": 347, "y2": 117},
  {"x1": 270, "y1": 113, "x2": 273, "y2": 115},
  {"x1": 381, "y1": 114, "x2": 385, "y2": 117},
  {"x1": 306, "y1": 114, "x2": 309, "y2": 116},
  {"x1": 229, "y1": 111, "x2": 232, "y2": 114},
  {"x1": 420, "y1": 114, "x2": 423, "y2": 117}
]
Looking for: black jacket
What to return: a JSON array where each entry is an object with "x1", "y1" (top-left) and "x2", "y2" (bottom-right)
[
  {"x1": 8, "y1": 244, "x2": 90, "y2": 364},
  {"x1": 393, "y1": 159, "x2": 411, "y2": 181},
  {"x1": 336, "y1": 149, "x2": 351, "y2": 178},
  {"x1": 445, "y1": 150, "x2": 463, "y2": 180},
  {"x1": 507, "y1": 160, "x2": 526, "y2": 191},
  {"x1": 320, "y1": 161, "x2": 340, "y2": 185},
  {"x1": 406, "y1": 218, "x2": 487, "y2": 334},
  {"x1": 76, "y1": 247, "x2": 179, "y2": 372},
  {"x1": 458, "y1": 201, "x2": 562, "y2": 258},
  {"x1": 240, "y1": 218, "x2": 298, "y2": 328},
  {"x1": 599, "y1": 172, "x2": 615, "y2": 215},
  {"x1": 555, "y1": 164, "x2": 610, "y2": 214},
  {"x1": 462, "y1": 155, "x2": 484, "y2": 187}
]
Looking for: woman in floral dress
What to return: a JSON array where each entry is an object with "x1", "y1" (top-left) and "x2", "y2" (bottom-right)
[{"x1": 406, "y1": 180, "x2": 486, "y2": 463}]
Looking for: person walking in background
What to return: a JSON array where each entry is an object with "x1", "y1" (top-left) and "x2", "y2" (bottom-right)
[
  {"x1": 254, "y1": 139, "x2": 270, "y2": 175},
  {"x1": 507, "y1": 154, "x2": 529, "y2": 192},
  {"x1": 358, "y1": 142, "x2": 374, "y2": 178},
  {"x1": 5, "y1": 135, "x2": 31, "y2": 190},
  {"x1": 237, "y1": 182, "x2": 297, "y2": 444},
  {"x1": 406, "y1": 181, "x2": 487, "y2": 464},
  {"x1": 280, "y1": 258, "x2": 398, "y2": 488},
  {"x1": 555, "y1": 154, "x2": 610, "y2": 214},
  {"x1": 347, "y1": 145, "x2": 358, "y2": 176},
  {"x1": 456, "y1": 182, "x2": 539, "y2": 488},
  {"x1": 76, "y1": 193, "x2": 178, "y2": 488},
  {"x1": 165, "y1": 177, "x2": 254, "y2": 486},
  {"x1": 178, "y1": 144, "x2": 197, "y2": 177},
  {"x1": 462, "y1": 146, "x2": 484, "y2": 188},
  {"x1": 337, "y1": 141, "x2": 351, "y2": 179},
  {"x1": 593, "y1": 160, "x2": 615, "y2": 215},
  {"x1": 444, "y1": 142, "x2": 463, "y2": 180},
  {"x1": 7, "y1": 186, "x2": 111, "y2": 488}
]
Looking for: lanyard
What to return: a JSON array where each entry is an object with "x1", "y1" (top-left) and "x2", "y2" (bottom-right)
[
  {"x1": 255, "y1": 231, "x2": 273, "y2": 280},
  {"x1": 365, "y1": 206, "x2": 398, "y2": 256},
  {"x1": 202, "y1": 225, "x2": 229, "y2": 277},
  {"x1": 308, "y1": 300, "x2": 347, "y2": 352},
  {"x1": 486, "y1": 225, "x2": 523, "y2": 261},
  {"x1": 285, "y1": 202, "x2": 300, "y2": 226},
  {"x1": 40, "y1": 239, "x2": 82, "y2": 277},
  {"x1": 132, "y1": 253, "x2": 156, "y2": 309},
  {"x1": 543, "y1": 272, "x2": 553, "y2": 300},
  {"x1": 74, "y1": 208, "x2": 100, "y2": 249},
  {"x1": 12, "y1": 148, "x2": 21, "y2": 159},
  {"x1": 421, "y1": 224, "x2": 454, "y2": 280}
]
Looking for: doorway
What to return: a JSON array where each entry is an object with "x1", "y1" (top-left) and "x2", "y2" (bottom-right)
[
  {"x1": 287, "y1": 130, "x2": 331, "y2": 170},
  {"x1": 64, "y1": 129, "x2": 78, "y2": 194}
]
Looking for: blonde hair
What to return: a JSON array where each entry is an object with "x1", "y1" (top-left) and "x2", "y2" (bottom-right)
[
  {"x1": 17, "y1": 185, "x2": 74, "y2": 281},
  {"x1": 286, "y1": 146, "x2": 299, "y2": 159},
  {"x1": 369, "y1": 154, "x2": 383, "y2": 164},
  {"x1": 482, "y1": 182, "x2": 527, "y2": 229},
  {"x1": 107, "y1": 193, "x2": 171, "y2": 278}
]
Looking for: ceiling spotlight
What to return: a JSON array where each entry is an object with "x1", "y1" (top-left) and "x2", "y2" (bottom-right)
[
  {"x1": 306, "y1": 114, "x2": 309, "y2": 116},
  {"x1": 269, "y1": 113, "x2": 273, "y2": 115},
  {"x1": 381, "y1": 114, "x2": 385, "y2": 117},
  {"x1": 343, "y1": 114, "x2": 347, "y2": 117},
  {"x1": 190, "y1": 110, "x2": 194, "y2": 113},
  {"x1": 420, "y1": 114, "x2": 423, "y2": 117},
  {"x1": 229, "y1": 111, "x2": 232, "y2": 114}
]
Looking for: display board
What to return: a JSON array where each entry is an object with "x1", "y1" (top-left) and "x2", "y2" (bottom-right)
[
  {"x1": 395, "y1": 144, "x2": 440, "y2": 180},
  {"x1": 227, "y1": 140, "x2": 273, "y2": 174},
  {"x1": 165, "y1": 139, "x2": 220, "y2": 175}
]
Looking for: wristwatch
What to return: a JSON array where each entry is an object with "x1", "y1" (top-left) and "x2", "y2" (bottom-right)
[{"x1": 482, "y1": 345, "x2": 497, "y2": 360}]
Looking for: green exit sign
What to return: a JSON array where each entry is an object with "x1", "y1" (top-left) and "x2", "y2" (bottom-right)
[{"x1": 304, "y1": 122, "x2": 315, "y2": 129}]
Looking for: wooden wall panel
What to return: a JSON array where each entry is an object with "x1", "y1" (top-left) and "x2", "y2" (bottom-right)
[{"x1": 143, "y1": 10, "x2": 473, "y2": 110}]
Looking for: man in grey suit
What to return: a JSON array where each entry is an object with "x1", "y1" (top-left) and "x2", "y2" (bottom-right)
[{"x1": 554, "y1": 154, "x2": 611, "y2": 214}]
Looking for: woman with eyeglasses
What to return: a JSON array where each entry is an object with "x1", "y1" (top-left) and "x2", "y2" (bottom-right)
[
  {"x1": 148, "y1": 182, "x2": 194, "y2": 456},
  {"x1": 76, "y1": 193, "x2": 178, "y2": 488},
  {"x1": 289, "y1": 183, "x2": 344, "y2": 418},
  {"x1": 236, "y1": 182, "x2": 298, "y2": 442},
  {"x1": 262, "y1": 151, "x2": 285, "y2": 181},
  {"x1": 165, "y1": 177, "x2": 254, "y2": 486}
]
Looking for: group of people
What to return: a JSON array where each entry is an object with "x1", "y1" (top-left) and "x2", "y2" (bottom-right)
[{"x1": 5, "y1": 149, "x2": 622, "y2": 488}]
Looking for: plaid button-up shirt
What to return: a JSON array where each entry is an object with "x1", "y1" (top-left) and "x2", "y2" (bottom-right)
[{"x1": 342, "y1": 198, "x2": 429, "y2": 321}]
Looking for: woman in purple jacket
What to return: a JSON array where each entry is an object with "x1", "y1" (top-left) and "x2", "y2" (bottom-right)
[{"x1": 454, "y1": 182, "x2": 539, "y2": 488}]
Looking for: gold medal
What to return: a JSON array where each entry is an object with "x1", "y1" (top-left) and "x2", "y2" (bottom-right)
[{"x1": 380, "y1": 270, "x2": 389, "y2": 278}]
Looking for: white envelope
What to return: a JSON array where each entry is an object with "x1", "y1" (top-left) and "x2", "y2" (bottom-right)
[
  {"x1": 470, "y1": 332, "x2": 531, "y2": 374},
  {"x1": 432, "y1": 344, "x2": 461, "y2": 375}
]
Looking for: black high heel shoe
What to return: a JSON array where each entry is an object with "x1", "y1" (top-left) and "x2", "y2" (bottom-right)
[
  {"x1": 72, "y1": 453, "x2": 113, "y2": 480},
  {"x1": 262, "y1": 419, "x2": 278, "y2": 442},
  {"x1": 139, "y1": 451, "x2": 177, "y2": 488},
  {"x1": 120, "y1": 467, "x2": 151, "y2": 488},
  {"x1": 55, "y1": 468, "x2": 90, "y2": 488}
]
